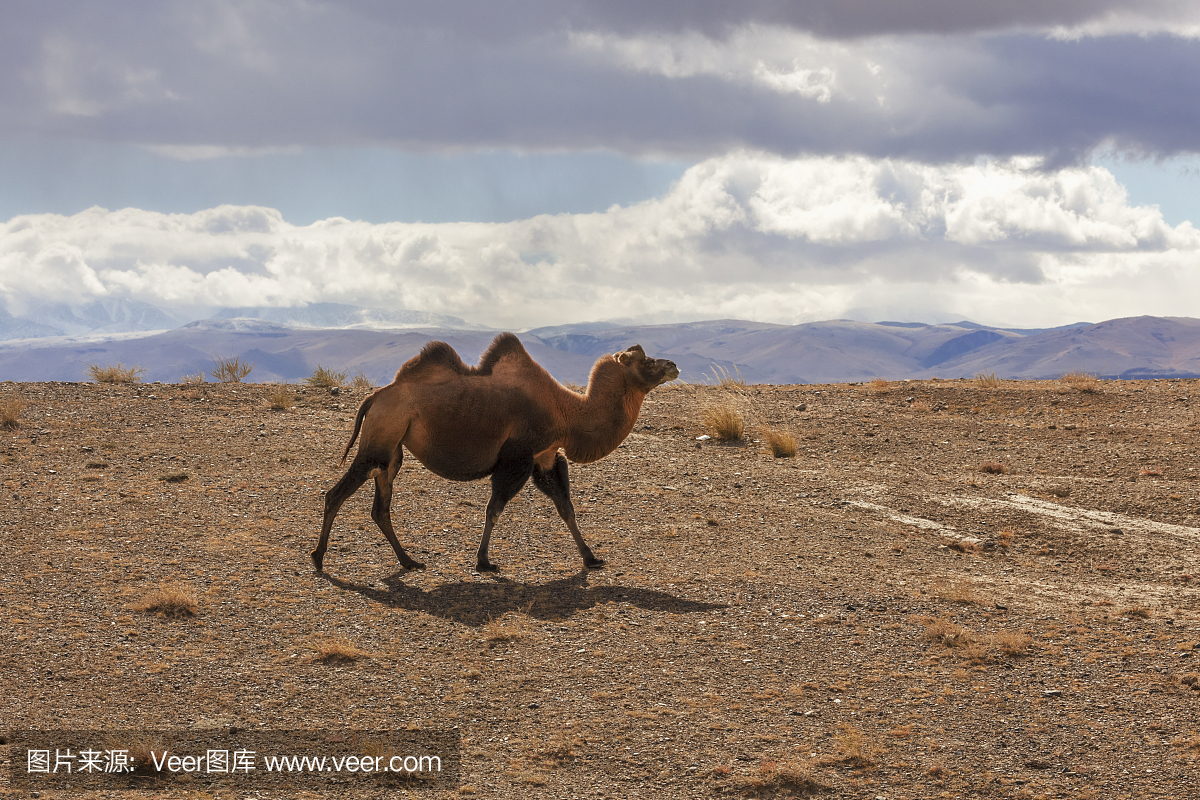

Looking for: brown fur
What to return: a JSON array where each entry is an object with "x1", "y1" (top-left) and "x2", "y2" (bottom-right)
[{"x1": 313, "y1": 333, "x2": 679, "y2": 573}]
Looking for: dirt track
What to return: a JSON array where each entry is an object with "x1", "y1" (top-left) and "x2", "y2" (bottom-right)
[{"x1": 2, "y1": 376, "x2": 1200, "y2": 798}]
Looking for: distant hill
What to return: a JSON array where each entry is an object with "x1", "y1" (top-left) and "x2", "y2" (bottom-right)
[
  {"x1": 0, "y1": 300, "x2": 485, "y2": 341},
  {"x1": 934, "y1": 316, "x2": 1200, "y2": 379},
  {"x1": 0, "y1": 299, "x2": 184, "y2": 340},
  {"x1": 0, "y1": 321, "x2": 598, "y2": 385},
  {"x1": 213, "y1": 302, "x2": 488, "y2": 331},
  {"x1": 525, "y1": 318, "x2": 1030, "y2": 383},
  {"x1": 1, "y1": 313, "x2": 1197, "y2": 384}
]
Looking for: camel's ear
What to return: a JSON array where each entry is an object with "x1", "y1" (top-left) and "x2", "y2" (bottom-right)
[{"x1": 614, "y1": 345, "x2": 646, "y2": 365}]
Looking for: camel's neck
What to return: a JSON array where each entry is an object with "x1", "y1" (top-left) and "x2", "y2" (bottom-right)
[{"x1": 562, "y1": 362, "x2": 647, "y2": 464}]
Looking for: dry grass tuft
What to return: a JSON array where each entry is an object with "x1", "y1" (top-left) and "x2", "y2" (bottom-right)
[
  {"x1": 0, "y1": 396, "x2": 28, "y2": 430},
  {"x1": 923, "y1": 617, "x2": 1033, "y2": 662},
  {"x1": 211, "y1": 354, "x2": 254, "y2": 383},
  {"x1": 180, "y1": 372, "x2": 205, "y2": 385},
  {"x1": 134, "y1": 585, "x2": 198, "y2": 617},
  {"x1": 991, "y1": 631, "x2": 1033, "y2": 657},
  {"x1": 530, "y1": 730, "x2": 587, "y2": 766},
  {"x1": 821, "y1": 722, "x2": 877, "y2": 768},
  {"x1": 125, "y1": 738, "x2": 171, "y2": 774},
  {"x1": 268, "y1": 386, "x2": 296, "y2": 411},
  {"x1": 976, "y1": 461, "x2": 1009, "y2": 475},
  {"x1": 864, "y1": 378, "x2": 890, "y2": 395},
  {"x1": 976, "y1": 372, "x2": 1000, "y2": 388},
  {"x1": 1170, "y1": 731, "x2": 1200, "y2": 751},
  {"x1": 1139, "y1": 467, "x2": 1163, "y2": 477},
  {"x1": 703, "y1": 402, "x2": 745, "y2": 441},
  {"x1": 933, "y1": 578, "x2": 982, "y2": 605},
  {"x1": 309, "y1": 636, "x2": 369, "y2": 664},
  {"x1": 924, "y1": 616, "x2": 975, "y2": 648},
  {"x1": 86, "y1": 362, "x2": 146, "y2": 384},
  {"x1": 1062, "y1": 371, "x2": 1100, "y2": 393},
  {"x1": 1046, "y1": 484, "x2": 1071, "y2": 498},
  {"x1": 307, "y1": 364, "x2": 348, "y2": 388},
  {"x1": 763, "y1": 427, "x2": 798, "y2": 458},
  {"x1": 707, "y1": 363, "x2": 745, "y2": 389},
  {"x1": 483, "y1": 613, "x2": 534, "y2": 647},
  {"x1": 157, "y1": 471, "x2": 190, "y2": 483},
  {"x1": 1124, "y1": 606, "x2": 1153, "y2": 619},
  {"x1": 731, "y1": 758, "x2": 826, "y2": 794},
  {"x1": 350, "y1": 369, "x2": 375, "y2": 391}
]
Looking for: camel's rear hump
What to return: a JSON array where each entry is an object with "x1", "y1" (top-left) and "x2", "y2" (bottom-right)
[{"x1": 394, "y1": 333, "x2": 534, "y2": 383}]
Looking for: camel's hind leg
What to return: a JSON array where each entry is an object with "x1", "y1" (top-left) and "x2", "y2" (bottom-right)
[
  {"x1": 532, "y1": 453, "x2": 605, "y2": 569},
  {"x1": 313, "y1": 457, "x2": 376, "y2": 572},
  {"x1": 476, "y1": 446, "x2": 535, "y2": 572},
  {"x1": 370, "y1": 451, "x2": 424, "y2": 570}
]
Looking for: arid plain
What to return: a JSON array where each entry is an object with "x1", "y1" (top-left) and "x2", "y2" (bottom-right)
[{"x1": 2, "y1": 375, "x2": 1200, "y2": 799}]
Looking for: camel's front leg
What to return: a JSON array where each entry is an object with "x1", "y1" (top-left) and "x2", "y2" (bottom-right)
[
  {"x1": 477, "y1": 449, "x2": 534, "y2": 572},
  {"x1": 532, "y1": 453, "x2": 605, "y2": 569}
]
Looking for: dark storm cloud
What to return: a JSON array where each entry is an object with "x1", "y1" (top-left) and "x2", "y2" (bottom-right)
[
  {"x1": 973, "y1": 34, "x2": 1200, "y2": 161},
  {"x1": 343, "y1": 0, "x2": 1186, "y2": 38},
  {"x1": 585, "y1": 0, "x2": 1186, "y2": 38},
  {"x1": 2, "y1": 0, "x2": 1199, "y2": 161}
]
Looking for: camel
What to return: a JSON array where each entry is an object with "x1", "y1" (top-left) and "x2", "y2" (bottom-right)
[{"x1": 313, "y1": 333, "x2": 680, "y2": 573}]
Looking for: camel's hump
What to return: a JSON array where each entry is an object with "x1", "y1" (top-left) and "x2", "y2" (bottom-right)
[
  {"x1": 396, "y1": 332, "x2": 532, "y2": 379},
  {"x1": 477, "y1": 332, "x2": 532, "y2": 373}
]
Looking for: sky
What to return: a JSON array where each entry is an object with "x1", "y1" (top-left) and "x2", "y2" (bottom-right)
[{"x1": 3, "y1": 1, "x2": 1200, "y2": 330}]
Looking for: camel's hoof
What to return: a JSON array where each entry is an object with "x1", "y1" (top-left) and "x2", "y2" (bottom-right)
[
  {"x1": 476, "y1": 561, "x2": 499, "y2": 573},
  {"x1": 401, "y1": 560, "x2": 426, "y2": 570},
  {"x1": 310, "y1": 552, "x2": 325, "y2": 572},
  {"x1": 584, "y1": 557, "x2": 606, "y2": 569}
]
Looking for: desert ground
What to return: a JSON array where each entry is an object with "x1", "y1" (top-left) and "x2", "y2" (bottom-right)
[{"x1": 2, "y1": 374, "x2": 1199, "y2": 799}]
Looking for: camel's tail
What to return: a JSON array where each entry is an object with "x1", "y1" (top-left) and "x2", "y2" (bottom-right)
[{"x1": 340, "y1": 392, "x2": 378, "y2": 465}]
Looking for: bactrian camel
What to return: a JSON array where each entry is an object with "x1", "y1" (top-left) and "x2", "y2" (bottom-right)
[{"x1": 313, "y1": 333, "x2": 680, "y2": 573}]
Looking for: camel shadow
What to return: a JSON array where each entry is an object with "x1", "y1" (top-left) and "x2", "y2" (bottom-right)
[{"x1": 319, "y1": 569, "x2": 728, "y2": 627}]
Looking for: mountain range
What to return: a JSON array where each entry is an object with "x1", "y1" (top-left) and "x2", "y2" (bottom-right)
[
  {"x1": 0, "y1": 300, "x2": 482, "y2": 340},
  {"x1": 0, "y1": 302, "x2": 1198, "y2": 384}
]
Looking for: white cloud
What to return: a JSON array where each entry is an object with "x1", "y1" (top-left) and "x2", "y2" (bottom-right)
[
  {"x1": 2, "y1": 153, "x2": 1197, "y2": 329},
  {"x1": 141, "y1": 144, "x2": 304, "y2": 160},
  {"x1": 1049, "y1": 3, "x2": 1200, "y2": 39},
  {"x1": 569, "y1": 27, "x2": 855, "y2": 102}
]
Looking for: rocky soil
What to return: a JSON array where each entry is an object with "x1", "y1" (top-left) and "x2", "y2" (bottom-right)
[{"x1": 2, "y1": 375, "x2": 1200, "y2": 799}]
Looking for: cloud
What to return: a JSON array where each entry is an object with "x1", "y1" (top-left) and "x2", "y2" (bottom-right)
[
  {"x1": 567, "y1": 27, "x2": 844, "y2": 101},
  {"x1": 140, "y1": 144, "x2": 304, "y2": 160},
  {"x1": 3, "y1": 153, "x2": 1196, "y2": 328},
  {"x1": 350, "y1": 0, "x2": 1200, "y2": 39},
  {"x1": 2, "y1": 2, "x2": 1200, "y2": 163},
  {"x1": 566, "y1": 28, "x2": 1200, "y2": 162}
]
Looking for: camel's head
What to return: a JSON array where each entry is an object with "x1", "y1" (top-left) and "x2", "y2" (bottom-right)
[{"x1": 613, "y1": 344, "x2": 680, "y2": 390}]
